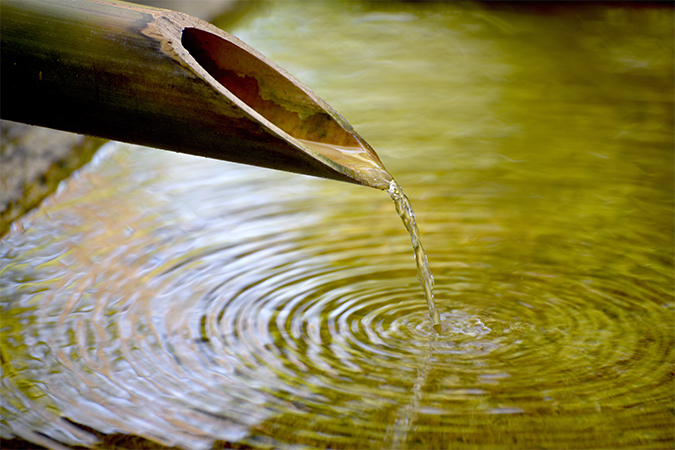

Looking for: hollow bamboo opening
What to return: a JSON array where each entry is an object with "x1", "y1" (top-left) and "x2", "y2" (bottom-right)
[{"x1": 182, "y1": 28, "x2": 359, "y2": 148}]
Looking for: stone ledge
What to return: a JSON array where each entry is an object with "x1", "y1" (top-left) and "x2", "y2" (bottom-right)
[{"x1": 0, "y1": 121, "x2": 105, "y2": 236}]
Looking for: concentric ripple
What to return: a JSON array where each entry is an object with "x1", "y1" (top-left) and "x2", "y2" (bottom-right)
[
  {"x1": 1, "y1": 142, "x2": 673, "y2": 449},
  {"x1": 2, "y1": 2, "x2": 674, "y2": 449}
]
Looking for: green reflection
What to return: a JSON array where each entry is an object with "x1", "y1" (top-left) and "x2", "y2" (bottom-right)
[
  {"x1": 225, "y1": 2, "x2": 674, "y2": 448},
  {"x1": 1, "y1": 2, "x2": 673, "y2": 450}
]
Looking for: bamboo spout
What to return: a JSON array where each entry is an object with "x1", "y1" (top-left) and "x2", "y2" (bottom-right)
[{"x1": 0, "y1": 0, "x2": 393, "y2": 189}]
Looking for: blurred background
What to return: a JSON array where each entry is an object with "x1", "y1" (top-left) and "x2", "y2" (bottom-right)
[{"x1": 1, "y1": 1, "x2": 673, "y2": 449}]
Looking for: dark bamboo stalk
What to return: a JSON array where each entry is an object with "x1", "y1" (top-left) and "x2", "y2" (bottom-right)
[{"x1": 0, "y1": 0, "x2": 393, "y2": 189}]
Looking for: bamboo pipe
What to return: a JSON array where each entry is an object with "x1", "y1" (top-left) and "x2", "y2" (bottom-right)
[{"x1": 0, "y1": 0, "x2": 393, "y2": 189}]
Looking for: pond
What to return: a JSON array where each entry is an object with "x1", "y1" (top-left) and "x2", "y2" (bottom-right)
[{"x1": 1, "y1": 1, "x2": 673, "y2": 449}]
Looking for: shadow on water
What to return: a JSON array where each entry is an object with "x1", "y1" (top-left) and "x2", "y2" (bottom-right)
[{"x1": 1, "y1": 1, "x2": 673, "y2": 449}]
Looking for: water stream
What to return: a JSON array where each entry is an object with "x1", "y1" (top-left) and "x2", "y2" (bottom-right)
[
  {"x1": 388, "y1": 180, "x2": 441, "y2": 329},
  {"x1": 1, "y1": 2, "x2": 673, "y2": 449}
]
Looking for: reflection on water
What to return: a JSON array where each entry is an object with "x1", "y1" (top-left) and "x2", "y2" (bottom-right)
[{"x1": 1, "y1": 2, "x2": 673, "y2": 449}]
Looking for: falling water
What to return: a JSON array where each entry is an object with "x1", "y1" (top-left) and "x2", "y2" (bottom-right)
[
  {"x1": 388, "y1": 180, "x2": 442, "y2": 330},
  {"x1": 296, "y1": 138, "x2": 441, "y2": 328},
  {"x1": 1, "y1": 2, "x2": 673, "y2": 450}
]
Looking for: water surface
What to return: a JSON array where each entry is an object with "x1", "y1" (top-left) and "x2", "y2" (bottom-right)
[{"x1": 1, "y1": 2, "x2": 673, "y2": 449}]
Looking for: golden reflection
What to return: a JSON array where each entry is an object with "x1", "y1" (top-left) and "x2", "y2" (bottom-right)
[{"x1": 1, "y1": 2, "x2": 673, "y2": 449}]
